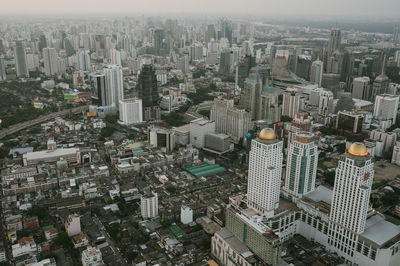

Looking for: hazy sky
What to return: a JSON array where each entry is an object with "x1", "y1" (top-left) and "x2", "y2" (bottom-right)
[{"x1": 1, "y1": 0, "x2": 400, "y2": 18}]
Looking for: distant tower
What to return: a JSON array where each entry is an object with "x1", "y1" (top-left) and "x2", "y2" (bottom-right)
[
  {"x1": 0, "y1": 54, "x2": 6, "y2": 81},
  {"x1": 310, "y1": 58, "x2": 323, "y2": 87},
  {"x1": 104, "y1": 65, "x2": 124, "y2": 109},
  {"x1": 14, "y1": 40, "x2": 29, "y2": 78},
  {"x1": 89, "y1": 72, "x2": 106, "y2": 106},
  {"x1": 328, "y1": 143, "x2": 374, "y2": 253},
  {"x1": 43, "y1": 48, "x2": 59, "y2": 76},
  {"x1": 351, "y1": 76, "x2": 370, "y2": 100},
  {"x1": 282, "y1": 87, "x2": 300, "y2": 118},
  {"x1": 247, "y1": 128, "x2": 283, "y2": 218},
  {"x1": 137, "y1": 63, "x2": 158, "y2": 108},
  {"x1": 372, "y1": 56, "x2": 390, "y2": 100},
  {"x1": 394, "y1": 25, "x2": 399, "y2": 44},
  {"x1": 284, "y1": 132, "x2": 318, "y2": 199},
  {"x1": 327, "y1": 28, "x2": 341, "y2": 56}
]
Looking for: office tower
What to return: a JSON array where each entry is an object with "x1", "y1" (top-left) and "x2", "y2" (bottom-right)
[
  {"x1": 335, "y1": 111, "x2": 364, "y2": 134},
  {"x1": 0, "y1": 54, "x2": 6, "y2": 81},
  {"x1": 77, "y1": 50, "x2": 91, "y2": 71},
  {"x1": 282, "y1": 87, "x2": 300, "y2": 118},
  {"x1": 260, "y1": 87, "x2": 281, "y2": 123},
  {"x1": 80, "y1": 33, "x2": 90, "y2": 50},
  {"x1": 247, "y1": 128, "x2": 283, "y2": 218},
  {"x1": 104, "y1": 65, "x2": 124, "y2": 108},
  {"x1": 284, "y1": 132, "x2": 318, "y2": 199},
  {"x1": 137, "y1": 63, "x2": 158, "y2": 108},
  {"x1": 122, "y1": 35, "x2": 131, "y2": 54},
  {"x1": 39, "y1": 34, "x2": 47, "y2": 52},
  {"x1": 110, "y1": 49, "x2": 121, "y2": 65},
  {"x1": 335, "y1": 92, "x2": 354, "y2": 112},
  {"x1": 43, "y1": 48, "x2": 58, "y2": 76},
  {"x1": 318, "y1": 89, "x2": 334, "y2": 116},
  {"x1": 190, "y1": 43, "x2": 203, "y2": 62},
  {"x1": 328, "y1": 143, "x2": 373, "y2": 250},
  {"x1": 392, "y1": 141, "x2": 400, "y2": 165},
  {"x1": 177, "y1": 55, "x2": 189, "y2": 74},
  {"x1": 205, "y1": 24, "x2": 216, "y2": 43},
  {"x1": 327, "y1": 28, "x2": 341, "y2": 56},
  {"x1": 119, "y1": 98, "x2": 143, "y2": 125},
  {"x1": 140, "y1": 191, "x2": 158, "y2": 219},
  {"x1": 352, "y1": 76, "x2": 370, "y2": 100},
  {"x1": 373, "y1": 94, "x2": 399, "y2": 128},
  {"x1": 189, "y1": 118, "x2": 215, "y2": 148},
  {"x1": 372, "y1": 60, "x2": 390, "y2": 100},
  {"x1": 219, "y1": 18, "x2": 233, "y2": 45},
  {"x1": 154, "y1": 29, "x2": 166, "y2": 56},
  {"x1": 219, "y1": 48, "x2": 233, "y2": 74},
  {"x1": 210, "y1": 98, "x2": 251, "y2": 144},
  {"x1": 310, "y1": 58, "x2": 323, "y2": 86},
  {"x1": 14, "y1": 40, "x2": 29, "y2": 78},
  {"x1": 89, "y1": 72, "x2": 106, "y2": 106},
  {"x1": 241, "y1": 73, "x2": 262, "y2": 120},
  {"x1": 295, "y1": 55, "x2": 312, "y2": 80},
  {"x1": 394, "y1": 25, "x2": 399, "y2": 44},
  {"x1": 326, "y1": 51, "x2": 343, "y2": 74}
]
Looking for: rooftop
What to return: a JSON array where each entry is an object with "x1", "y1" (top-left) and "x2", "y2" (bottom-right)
[{"x1": 361, "y1": 214, "x2": 400, "y2": 247}]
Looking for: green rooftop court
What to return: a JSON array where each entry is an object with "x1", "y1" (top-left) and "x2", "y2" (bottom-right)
[
  {"x1": 168, "y1": 224, "x2": 185, "y2": 238},
  {"x1": 185, "y1": 162, "x2": 226, "y2": 178}
]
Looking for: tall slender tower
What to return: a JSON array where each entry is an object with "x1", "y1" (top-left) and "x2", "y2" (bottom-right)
[
  {"x1": 328, "y1": 142, "x2": 374, "y2": 255},
  {"x1": 137, "y1": 63, "x2": 158, "y2": 108},
  {"x1": 327, "y1": 28, "x2": 341, "y2": 56},
  {"x1": 310, "y1": 58, "x2": 323, "y2": 87},
  {"x1": 0, "y1": 54, "x2": 6, "y2": 81},
  {"x1": 43, "y1": 48, "x2": 58, "y2": 76},
  {"x1": 284, "y1": 132, "x2": 318, "y2": 199},
  {"x1": 14, "y1": 40, "x2": 29, "y2": 78},
  {"x1": 247, "y1": 128, "x2": 283, "y2": 218},
  {"x1": 104, "y1": 65, "x2": 124, "y2": 109}
]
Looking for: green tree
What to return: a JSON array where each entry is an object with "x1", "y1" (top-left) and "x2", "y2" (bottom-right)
[{"x1": 381, "y1": 191, "x2": 399, "y2": 205}]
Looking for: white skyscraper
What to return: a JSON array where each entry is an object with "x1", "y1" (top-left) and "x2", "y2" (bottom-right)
[
  {"x1": 0, "y1": 54, "x2": 6, "y2": 81},
  {"x1": 283, "y1": 132, "x2": 318, "y2": 199},
  {"x1": 43, "y1": 48, "x2": 58, "y2": 76},
  {"x1": 318, "y1": 89, "x2": 334, "y2": 116},
  {"x1": 104, "y1": 65, "x2": 124, "y2": 109},
  {"x1": 247, "y1": 128, "x2": 283, "y2": 218},
  {"x1": 373, "y1": 94, "x2": 399, "y2": 126},
  {"x1": 76, "y1": 50, "x2": 91, "y2": 71},
  {"x1": 110, "y1": 49, "x2": 121, "y2": 65},
  {"x1": 282, "y1": 87, "x2": 300, "y2": 118},
  {"x1": 119, "y1": 98, "x2": 143, "y2": 125},
  {"x1": 310, "y1": 59, "x2": 323, "y2": 87},
  {"x1": 14, "y1": 40, "x2": 29, "y2": 78},
  {"x1": 141, "y1": 191, "x2": 158, "y2": 219},
  {"x1": 329, "y1": 143, "x2": 374, "y2": 253}
]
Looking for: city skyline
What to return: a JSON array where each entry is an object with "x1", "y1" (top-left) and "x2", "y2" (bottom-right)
[{"x1": 0, "y1": 0, "x2": 399, "y2": 18}]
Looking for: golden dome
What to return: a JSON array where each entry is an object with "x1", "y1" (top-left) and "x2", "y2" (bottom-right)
[
  {"x1": 258, "y1": 128, "x2": 276, "y2": 140},
  {"x1": 347, "y1": 142, "x2": 368, "y2": 157}
]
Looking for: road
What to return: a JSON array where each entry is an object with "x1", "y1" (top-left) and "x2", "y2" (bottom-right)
[
  {"x1": 0, "y1": 105, "x2": 89, "y2": 139},
  {"x1": 93, "y1": 215, "x2": 129, "y2": 266}
]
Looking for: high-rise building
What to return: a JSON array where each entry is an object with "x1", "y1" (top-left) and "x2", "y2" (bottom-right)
[
  {"x1": 282, "y1": 87, "x2": 301, "y2": 118},
  {"x1": 76, "y1": 49, "x2": 91, "y2": 71},
  {"x1": 110, "y1": 49, "x2": 121, "y2": 65},
  {"x1": 287, "y1": 113, "x2": 312, "y2": 145},
  {"x1": 283, "y1": 132, "x2": 318, "y2": 199},
  {"x1": 89, "y1": 72, "x2": 106, "y2": 106},
  {"x1": 0, "y1": 54, "x2": 6, "y2": 81},
  {"x1": 394, "y1": 25, "x2": 399, "y2": 44},
  {"x1": 241, "y1": 73, "x2": 262, "y2": 120},
  {"x1": 190, "y1": 43, "x2": 204, "y2": 62},
  {"x1": 335, "y1": 111, "x2": 364, "y2": 134},
  {"x1": 310, "y1": 58, "x2": 323, "y2": 86},
  {"x1": 119, "y1": 98, "x2": 143, "y2": 125},
  {"x1": 205, "y1": 24, "x2": 216, "y2": 43},
  {"x1": 104, "y1": 65, "x2": 124, "y2": 109},
  {"x1": 137, "y1": 63, "x2": 158, "y2": 108},
  {"x1": 210, "y1": 98, "x2": 251, "y2": 144},
  {"x1": 327, "y1": 28, "x2": 341, "y2": 56},
  {"x1": 318, "y1": 89, "x2": 334, "y2": 116},
  {"x1": 140, "y1": 191, "x2": 158, "y2": 219},
  {"x1": 260, "y1": 86, "x2": 281, "y2": 123},
  {"x1": 219, "y1": 48, "x2": 233, "y2": 74},
  {"x1": 247, "y1": 128, "x2": 283, "y2": 218},
  {"x1": 14, "y1": 40, "x2": 29, "y2": 78},
  {"x1": 372, "y1": 61, "x2": 390, "y2": 100},
  {"x1": 352, "y1": 76, "x2": 370, "y2": 100},
  {"x1": 177, "y1": 55, "x2": 189, "y2": 74},
  {"x1": 43, "y1": 48, "x2": 58, "y2": 76},
  {"x1": 154, "y1": 29, "x2": 166, "y2": 56},
  {"x1": 373, "y1": 94, "x2": 399, "y2": 128},
  {"x1": 328, "y1": 143, "x2": 373, "y2": 252}
]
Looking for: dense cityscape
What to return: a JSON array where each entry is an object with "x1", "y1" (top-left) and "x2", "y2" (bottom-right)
[{"x1": 1, "y1": 3, "x2": 400, "y2": 266}]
